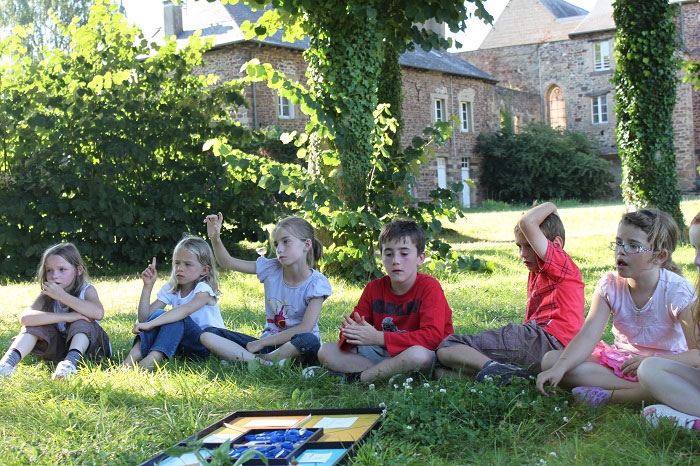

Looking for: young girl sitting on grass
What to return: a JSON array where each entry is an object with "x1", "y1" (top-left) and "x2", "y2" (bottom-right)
[
  {"x1": 200, "y1": 213, "x2": 331, "y2": 367},
  {"x1": 0, "y1": 243, "x2": 111, "y2": 380},
  {"x1": 636, "y1": 212, "x2": 700, "y2": 432},
  {"x1": 536, "y1": 208, "x2": 698, "y2": 406},
  {"x1": 123, "y1": 235, "x2": 223, "y2": 369}
]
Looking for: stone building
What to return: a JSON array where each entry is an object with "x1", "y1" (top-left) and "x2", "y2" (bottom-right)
[
  {"x1": 150, "y1": 1, "x2": 540, "y2": 206},
  {"x1": 461, "y1": 0, "x2": 700, "y2": 192}
]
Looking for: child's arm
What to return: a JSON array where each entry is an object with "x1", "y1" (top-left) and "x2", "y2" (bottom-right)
[
  {"x1": 132, "y1": 292, "x2": 211, "y2": 333},
  {"x1": 137, "y1": 257, "x2": 163, "y2": 323},
  {"x1": 36, "y1": 281, "x2": 104, "y2": 321},
  {"x1": 20, "y1": 295, "x2": 91, "y2": 326},
  {"x1": 536, "y1": 290, "x2": 611, "y2": 395},
  {"x1": 518, "y1": 202, "x2": 558, "y2": 261},
  {"x1": 204, "y1": 212, "x2": 256, "y2": 274},
  {"x1": 246, "y1": 297, "x2": 325, "y2": 353}
]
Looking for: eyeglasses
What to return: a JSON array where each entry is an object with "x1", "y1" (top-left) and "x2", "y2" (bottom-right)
[{"x1": 609, "y1": 242, "x2": 652, "y2": 254}]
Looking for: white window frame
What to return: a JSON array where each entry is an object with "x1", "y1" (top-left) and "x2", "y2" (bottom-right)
[
  {"x1": 434, "y1": 98, "x2": 446, "y2": 123},
  {"x1": 594, "y1": 41, "x2": 611, "y2": 71},
  {"x1": 459, "y1": 101, "x2": 473, "y2": 132},
  {"x1": 592, "y1": 95, "x2": 608, "y2": 124},
  {"x1": 437, "y1": 157, "x2": 447, "y2": 189},
  {"x1": 278, "y1": 95, "x2": 295, "y2": 119}
]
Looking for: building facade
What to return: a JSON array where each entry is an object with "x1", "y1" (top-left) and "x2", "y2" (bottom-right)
[{"x1": 462, "y1": 0, "x2": 700, "y2": 192}]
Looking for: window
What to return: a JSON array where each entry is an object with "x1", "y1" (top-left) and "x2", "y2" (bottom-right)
[
  {"x1": 547, "y1": 86, "x2": 566, "y2": 130},
  {"x1": 278, "y1": 96, "x2": 294, "y2": 119},
  {"x1": 513, "y1": 115, "x2": 520, "y2": 134},
  {"x1": 437, "y1": 157, "x2": 447, "y2": 189},
  {"x1": 434, "y1": 98, "x2": 446, "y2": 122},
  {"x1": 592, "y1": 95, "x2": 608, "y2": 124},
  {"x1": 461, "y1": 157, "x2": 470, "y2": 208},
  {"x1": 594, "y1": 41, "x2": 611, "y2": 71},
  {"x1": 459, "y1": 101, "x2": 473, "y2": 132}
]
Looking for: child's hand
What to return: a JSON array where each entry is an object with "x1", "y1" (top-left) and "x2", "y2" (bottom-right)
[
  {"x1": 246, "y1": 340, "x2": 263, "y2": 354},
  {"x1": 621, "y1": 355, "x2": 646, "y2": 376},
  {"x1": 41, "y1": 281, "x2": 67, "y2": 301},
  {"x1": 535, "y1": 366, "x2": 565, "y2": 396},
  {"x1": 132, "y1": 322, "x2": 153, "y2": 334},
  {"x1": 141, "y1": 257, "x2": 157, "y2": 286},
  {"x1": 341, "y1": 320, "x2": 382, "y2": 346},
  {"x1": 204, "y1": 212, "x2": 223, "y2": 240}
]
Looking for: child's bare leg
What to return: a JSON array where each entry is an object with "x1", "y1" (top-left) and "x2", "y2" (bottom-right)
[
  {"x1": 139, "y1": 350, "x2": 165, "y2": 370},
  {"x1": 200, "y1": 332, "x2": 255, "y2": 363},
  {"x1": 9, "y1": 333, "x2": 39, "y2": 359},
  {"x1": 259, "y1": 342, "x2": 300, "y2": 362},
  {"x1": 359, "y1": 346, "x2": 434, "y2": 383},
  {"x1": 436, "y1": 345, "x2": 490, "y2": 375},
  {"x1": 122, "y1": 340, "x2": 143, "y2": 368},
  {"x1": 638, "y1": 357, "x2": 700, "y2": 416},
  {"x1": 560, "y1": 359, "x2": 653, "y2": 404},
  {"x1": 318, "y1": 343, "x2": 374, "y2": 373},
  {"x1": 69, "y1": 333, "x2": 89, "y2": 353}
]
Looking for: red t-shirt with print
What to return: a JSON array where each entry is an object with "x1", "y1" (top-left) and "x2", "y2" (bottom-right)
[{"x1": 339, "y1": 273, "x2": 454, "y2": 356}]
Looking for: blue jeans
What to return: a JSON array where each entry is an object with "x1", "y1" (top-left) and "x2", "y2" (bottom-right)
[
  {"x1": 135, "y1": 309, "x2": 209, "y2": 360},
  {"x1": 201, "y1": 327, "x2": 321, "y2": 362}
]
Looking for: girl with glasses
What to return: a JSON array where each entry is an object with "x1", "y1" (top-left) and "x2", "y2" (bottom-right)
[{"x1": 536, "y1": 209, "x2": 698, "y2": 407}]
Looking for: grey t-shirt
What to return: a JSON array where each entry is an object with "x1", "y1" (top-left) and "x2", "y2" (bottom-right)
[{"x1": 256, "y1": 257, "x2": 332, "y2": 339}]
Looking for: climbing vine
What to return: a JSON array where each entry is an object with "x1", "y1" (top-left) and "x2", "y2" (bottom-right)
[{"x1": 612, "y1": 0, "x2": 683, "y2": 228}]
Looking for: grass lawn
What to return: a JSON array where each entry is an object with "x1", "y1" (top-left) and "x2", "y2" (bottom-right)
[{"x1": 2, "y1": 199, "x2": 700, "y2": 464}]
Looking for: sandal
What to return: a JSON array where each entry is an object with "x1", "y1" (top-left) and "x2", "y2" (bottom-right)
[{"x1": 572, "y1": 386, "x2": 610, "y2": 408}]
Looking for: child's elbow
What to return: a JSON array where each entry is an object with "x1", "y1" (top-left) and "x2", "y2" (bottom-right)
[{"x1": 19, "y1": 314, "x2": 31, "y2": 326}]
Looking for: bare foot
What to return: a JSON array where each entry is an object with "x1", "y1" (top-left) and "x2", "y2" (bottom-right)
[
  {"x1": 138, "y1": 351, "x2": 165, "y2": 370},
  {"x1": 122, "y1": 345, "x2": 143, "y2": 368}
]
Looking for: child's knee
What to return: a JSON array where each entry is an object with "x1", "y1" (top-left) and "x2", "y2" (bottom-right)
[
  {"x1": 540, "y1": 350, "x2": 561, "y2": 371},
  {"x1": 405, "y1": 346, "x2": 434, "y2": 370},
  {"x1": 199, "y1": 331, "x2": 215, "y2": 348},
  {"x1": 636, "y1": 357, "x2": 665, "y2": 385}
]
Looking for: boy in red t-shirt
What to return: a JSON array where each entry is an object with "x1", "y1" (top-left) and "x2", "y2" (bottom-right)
[
  {"x1": 305, "y1": 219, "x2": 454, "y2": 383},
  {"x1": 436, "y1": 202, "x2": 584, "y2": 385}
]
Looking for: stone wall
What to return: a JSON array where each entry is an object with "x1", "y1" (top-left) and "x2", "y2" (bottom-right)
[{"x1": 197, "y1": 42, "x2": 499, "y2": 206}]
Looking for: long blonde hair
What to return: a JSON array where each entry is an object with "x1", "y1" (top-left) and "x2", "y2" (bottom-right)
[
  {"x1": 37, "y1": 243, "x2": 88, "y2": 312},
  {"x1": 166, "y1": 235, "x2": 219, "y2": 294},
  {"x1": 690, "y1": 212, "x2": 700, "y2": 342}
]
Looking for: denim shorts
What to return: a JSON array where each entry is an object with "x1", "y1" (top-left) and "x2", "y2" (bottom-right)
[
  {"x1": 356, "y1": 344, "x2": 391, "y2": 365},
  {"x1": 201, "y1": 327, "x2": 321, "y2": 361}
]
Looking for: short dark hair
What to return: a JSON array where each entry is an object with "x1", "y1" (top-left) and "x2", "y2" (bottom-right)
[
  {"x1": 514, "y1": 213, "x2": 566, "y2": 246},
  {"x1": 378, "y1": 219, "x2": 426, "y2": 255}
]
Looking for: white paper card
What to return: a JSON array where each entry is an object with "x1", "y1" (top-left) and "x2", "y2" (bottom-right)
[
  {"x1": 298, "y1": 452, "x2": 333, "y2": 463},
  {"x1": 243, "y1": 418, "x2": 299, "y2": 428},
  {"x1": 312, "y1": 417, "x2": 358, "y2": 428}
]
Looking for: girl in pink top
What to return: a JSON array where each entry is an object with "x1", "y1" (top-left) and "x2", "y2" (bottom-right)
[
  {"x1": 536, "y1": 209, "x2": 697, "y2": 406},
  {"x1": 636, "y1": 212, "x2": 700, "y2": 432}
]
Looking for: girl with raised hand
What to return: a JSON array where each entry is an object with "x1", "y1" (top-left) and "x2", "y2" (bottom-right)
[
  {"x1": 636, "y1": 212, "x2": 700, "y2": 432},
  {"x1": 200, "y1": 213, "x2": 331, "y2": 368},
  {"x1": 0, "y1": 243, "x2": 110, "y2": 380},
  {"x1": 536, "y1": 208, "x2": 698, "y2": 407},
  {"x1": 123, "y1": 235, "x2": 223, "y2": 370}
]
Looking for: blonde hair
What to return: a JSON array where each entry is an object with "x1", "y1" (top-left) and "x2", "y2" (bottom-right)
[
  {"x1": 167, "y1": 235, "x2": 219, "y2": 294},
  {"x1": 620, "y1": 208, "x2": 680, "y2": 275},
  {"x1": 690, "y1": 212, "x2": 700, "y2": 342},
  {"x1": 37, "y1": 243, "x2": 88, "y2": 312},
  {"x1": 272, "y1": 216, "x2": 323, "y2": 269}
]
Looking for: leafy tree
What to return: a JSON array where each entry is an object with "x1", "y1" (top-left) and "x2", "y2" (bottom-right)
[
  {"x1": 197, "y1": 0, "x2": 493, "y2": 280},
  {"x1": 612, "y1": 0, "x2": 683, "y2": 228},
  {"x1": 0, "y1": 0, "x2": 276, "y2": 278},
  {"x1": 0, "y1": 0, "x2": 98, "y2": 60}
]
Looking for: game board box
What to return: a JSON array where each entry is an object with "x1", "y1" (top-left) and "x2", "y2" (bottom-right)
[{"x1": 140, "y1": 407, "x2": 384, "y2": 465}]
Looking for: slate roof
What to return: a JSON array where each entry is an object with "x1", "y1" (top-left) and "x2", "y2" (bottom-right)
[
  {"x1": 569, "y1": 0, "x2": 615, "y2": 36},
  {"x1": 541, "y1": 0, "x2": 589, "y2": 18},
  {"x1": 156, "y1": 2, "x2": 496, "y2": 83}
]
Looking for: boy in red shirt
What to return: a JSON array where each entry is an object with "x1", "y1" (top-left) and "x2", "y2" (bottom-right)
[
  {"x1": 436, "y1": 202, "x2": 584, "y2": 385},
  {"x1": 307, "y1": 219, "x2": 454, "y2": 383}
]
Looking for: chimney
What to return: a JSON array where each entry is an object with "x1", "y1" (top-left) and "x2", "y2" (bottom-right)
[{"x1": 163, "y1": 0, "x2": 183, "y2": 38}]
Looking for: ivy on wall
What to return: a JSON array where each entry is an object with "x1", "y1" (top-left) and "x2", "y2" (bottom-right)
[{"x1": 612, "y1": 0, "x2": 683, "y2": 228}]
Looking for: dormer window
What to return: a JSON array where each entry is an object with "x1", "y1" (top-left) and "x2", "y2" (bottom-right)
[{"x1": 594, "y1": 41, "x2": 611, "y2": 71}]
